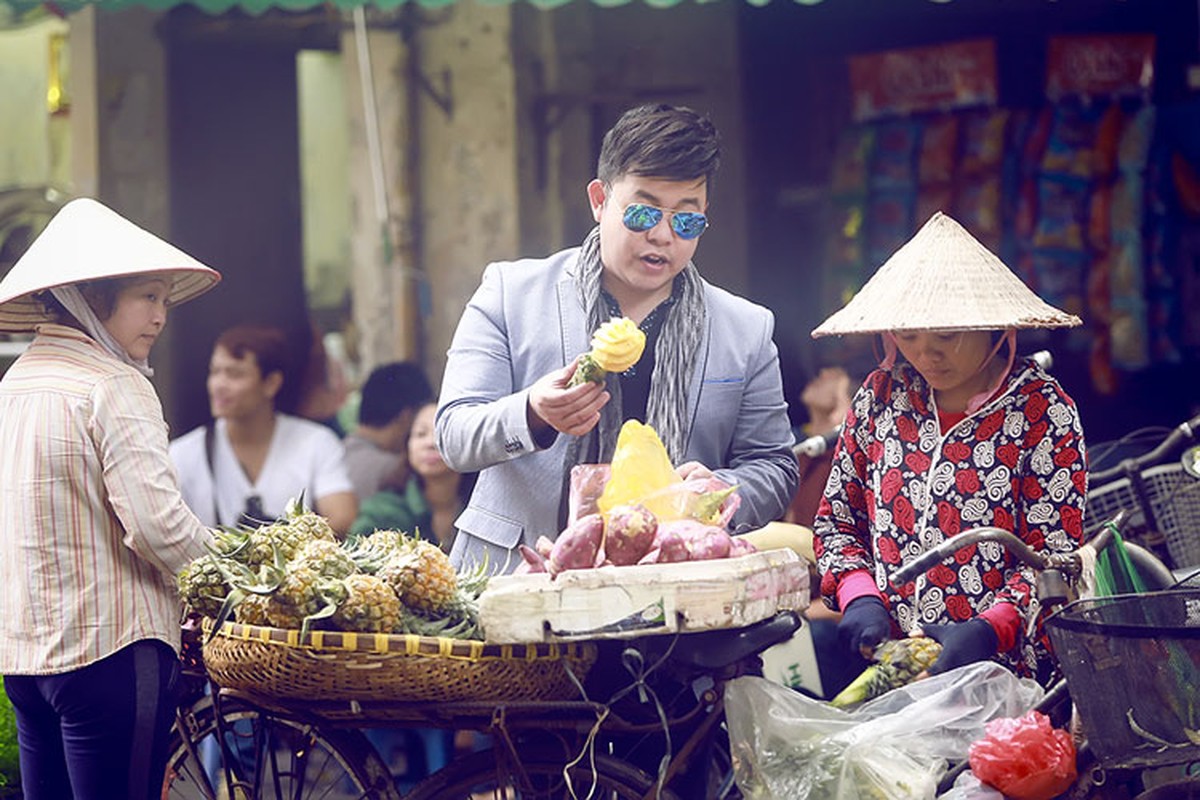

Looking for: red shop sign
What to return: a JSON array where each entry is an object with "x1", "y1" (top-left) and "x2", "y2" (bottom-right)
[
  {"x1": 848, "y1": 39, "x2": 998, "y2": 122},
  {"x1": 1046, "y1": 34, "x2": 1156, "y2": 101}
]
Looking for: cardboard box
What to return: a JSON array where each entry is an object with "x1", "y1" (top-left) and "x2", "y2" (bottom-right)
[{"x1": 479, "y1": 548, "x2": 809, "y2": 644}]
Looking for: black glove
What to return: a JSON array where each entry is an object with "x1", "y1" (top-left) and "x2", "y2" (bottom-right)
[
  {"x1": 836, "y1": 596, "x2": 892, "y2": 657},
  {"x1": 922, "y1": 618, "x2": 999, "y2": 675}
]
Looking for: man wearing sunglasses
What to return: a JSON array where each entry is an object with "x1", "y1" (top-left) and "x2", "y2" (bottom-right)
[{"x1": 436, "y1": 103, "x2": 799, "y2": 577}]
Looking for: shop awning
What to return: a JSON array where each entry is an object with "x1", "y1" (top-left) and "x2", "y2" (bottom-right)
[{"x1": 5, "y1": 0, "x2": 834, "y2": 16}]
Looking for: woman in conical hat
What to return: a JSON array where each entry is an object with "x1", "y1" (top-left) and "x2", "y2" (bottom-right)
[
  {"x1": 810, "y1": 212, "x2": 1086, "y2": 692},
  {"x1": 0, "y1": 198, "x2": 220, "y2": 799}
]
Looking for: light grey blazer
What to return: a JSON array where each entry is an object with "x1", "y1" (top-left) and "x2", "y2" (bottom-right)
[{"x1": 436, "y1": 246, "x2": 799, "y2": 574}]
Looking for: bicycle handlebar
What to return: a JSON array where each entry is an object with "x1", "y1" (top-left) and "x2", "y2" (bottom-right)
[
  {"x1": 891, "y1": 513, "x2": 1124, "y2": 585},
  {"x1": 893, "y1": 528, "x2": 1042, "y2": 583},
  {"x1": 1089, "y1": 413, "x2": 1200, "y2": 486}
]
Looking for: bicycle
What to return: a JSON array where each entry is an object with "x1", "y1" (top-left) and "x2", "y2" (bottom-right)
[
  {"x1": 1085, "y1": 413, "x2": 1200, "y2": 575},
  {"x1": 162, "y1": 607, "x2": 805, "y2": 799},
  {"x1": 892, "y1": 516, "x2": 1199, "y2": 799}
]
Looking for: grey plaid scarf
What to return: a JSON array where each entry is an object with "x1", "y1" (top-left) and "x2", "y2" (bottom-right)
[{"x1": 573, "y1": 226, "x2": 706, "y2": 464}]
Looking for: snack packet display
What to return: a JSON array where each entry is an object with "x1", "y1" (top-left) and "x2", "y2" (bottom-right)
[
  {"x1": 960, "y1": 108, "x2": 1010, "y2": 175},
  {"x1": 918, "y1": 114, "x2": 960, "y2": 185},
  {"x1": 868, "y1": 119, "x2": 921, "y2": 190}
]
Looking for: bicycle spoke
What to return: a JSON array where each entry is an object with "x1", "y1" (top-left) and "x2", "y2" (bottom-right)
[{"x1": 164, "y1": 702, "x2": 390, "y2": 800}]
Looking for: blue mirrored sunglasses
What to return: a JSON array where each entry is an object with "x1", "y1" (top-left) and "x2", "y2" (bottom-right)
[{"x1": 621, "y1": 203, "x2": 709, "y2": 240}]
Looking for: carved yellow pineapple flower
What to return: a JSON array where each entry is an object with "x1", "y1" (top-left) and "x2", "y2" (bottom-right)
[{"x1": 569, "y1": 317, "x2": 647, "y2": 386}]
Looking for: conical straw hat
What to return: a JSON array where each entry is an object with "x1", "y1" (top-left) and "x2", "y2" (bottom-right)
[
  {"x1": 812, "y1": 212, "x2": 1081, "y2": 338},
  {"x1": 0, "y1": 197, "x2": 220, "y2": 333}
]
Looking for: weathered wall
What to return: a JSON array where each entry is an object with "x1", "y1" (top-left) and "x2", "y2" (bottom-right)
[
  {"x1": 0, "y1": 16, "x2": 70, "y2": 189},
  {"x1": 342, "y1": 23, "x2": 420, "y2": 375},
  {"x1": 66, "y1": 7, "x2": 191, "y2": 424},
  {"x1": 415, "y1": 4, "x2": 521, "y2": 391}
]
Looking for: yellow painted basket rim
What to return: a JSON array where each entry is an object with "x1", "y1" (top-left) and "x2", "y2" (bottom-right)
[{"x1": 201, "y1": 618, "x2": 594, "y2": 663}]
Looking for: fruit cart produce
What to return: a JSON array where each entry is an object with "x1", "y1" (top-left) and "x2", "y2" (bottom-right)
[
  {"x1": 178, "y1": 503, "x2": 488, "y2": 640},
  {"x1": 830, "y1": 637, "x2": 944, "y2": 709},
  {"x1": 183, "y1": 500, "x2": 604, "y2": 708}
]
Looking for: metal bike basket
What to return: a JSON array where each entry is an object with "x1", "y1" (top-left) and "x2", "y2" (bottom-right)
[
  {"x1": 1046, "y1": 590, "x2": 1200, "y2": 770},
  {"x1": 1085, "y1": 462, "x2": 1200, "y2": 571}
]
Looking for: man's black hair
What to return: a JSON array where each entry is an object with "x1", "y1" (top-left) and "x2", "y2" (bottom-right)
[
  {"x1": 358, "y1": 361, "x2": 434, "y2": 427},
  {"x1": 597, "y1": 104, "x2": 721, "y2": 188}
]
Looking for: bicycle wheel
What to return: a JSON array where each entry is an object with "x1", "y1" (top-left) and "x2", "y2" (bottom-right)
[
  {"x1": 405, "y1": 748, "x2": 672, "y2": 799},
  {"x1": 162, "y1": 693, "x2": 401, "y2": 800}
]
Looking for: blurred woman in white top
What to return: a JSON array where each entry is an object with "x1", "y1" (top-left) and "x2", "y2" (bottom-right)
[{"x1": 0, "y1": 198, "x2": 220, "y2": 800}]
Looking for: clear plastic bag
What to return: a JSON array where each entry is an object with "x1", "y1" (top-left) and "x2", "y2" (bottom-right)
[{"x1": 724, "y1": 662, "x2": 1044, "y2": 800}]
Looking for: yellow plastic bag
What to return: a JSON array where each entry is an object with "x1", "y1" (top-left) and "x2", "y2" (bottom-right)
[{"x1": 597, "y1": 420, "x2": 678, "y2": 516}]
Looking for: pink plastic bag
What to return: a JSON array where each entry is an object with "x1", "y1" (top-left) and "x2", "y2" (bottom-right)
[
  {"x1": 968, "y1": 710, "x2": 1076, "y2": 800},
  {"x1": 568, "y1": 464, "x2": 610, "y2": 525}
]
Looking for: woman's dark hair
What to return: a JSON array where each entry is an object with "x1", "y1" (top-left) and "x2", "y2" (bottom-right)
[
  {"x1": 597, "y1": 104, "x2": 721, "y2": 188},
  {"x1": 32, "y1": 290, "x2": 70, "y2": 323},
  {"x1": 358, "y1": 361, "x2": 434, "y2": 427},
  {"x1": 34, "y1": 276, "x2": 136, "y2": 326},
  {"x1": 79, "y1": 278, "x2": 125, "y2": 320}
]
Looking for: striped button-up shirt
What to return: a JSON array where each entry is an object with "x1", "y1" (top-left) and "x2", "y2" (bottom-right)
[{"x1": 0, "y1": 324, "x2": 213, "y2": 674}]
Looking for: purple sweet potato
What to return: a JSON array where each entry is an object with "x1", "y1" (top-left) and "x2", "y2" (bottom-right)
[
  {"x1": 603, "y1": 504, "x2": 658, "y2": 566},
  {"x1": 548, "y1": 513, "x2": 605, "y2": 576},
  {"x1": 654, "y1": 518, "x2": 733, "y2": 561},
  {"x1": 654, "y1": 530, "x2": 691, "y2": 563},
  {"x1": 728, "y1": 536, "x2": 758, "y2": 557},
  {"x1": 686, "y1": 526, "x2": 733, "y2": 560},
  {"x1": 518, "y1": 544, "x2": 549, "y2": 573},
  {"x1": 637, "y1": 547, "x2": 662, "y2": 565}
]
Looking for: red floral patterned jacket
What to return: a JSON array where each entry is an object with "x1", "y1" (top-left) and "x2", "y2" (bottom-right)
[{"x1": 813, "y1": 356, "x2": 1087, "y2": 679}]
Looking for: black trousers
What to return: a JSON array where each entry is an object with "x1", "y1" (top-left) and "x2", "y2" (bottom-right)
[{"x1": 5, "y1": 639, "x2": 179, "y2": 800}]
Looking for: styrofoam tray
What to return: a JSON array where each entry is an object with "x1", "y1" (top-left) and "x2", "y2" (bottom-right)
[{"x1": 479, "y1": 548, "x2": 809, "y2": 643}]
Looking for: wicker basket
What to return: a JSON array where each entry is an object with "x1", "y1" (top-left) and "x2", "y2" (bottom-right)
[{"x1": 201, "y1": 621, "x2": 598, "y2": 704}]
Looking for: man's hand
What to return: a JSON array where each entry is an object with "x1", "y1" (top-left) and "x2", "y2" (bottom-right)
[
  {"x1": 527, "y1": 358, "x2": 610, "y2": 439},
  {"x1": 675, "y1": 461, "x2": 714, "y2": 482}
]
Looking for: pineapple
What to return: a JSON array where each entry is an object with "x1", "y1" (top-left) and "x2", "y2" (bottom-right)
[
  {"x1": 235, "y1": 592, "x2": 272, "y2": 626},
  {"x1": 281, "y1": 495, "x2": 339, "y2": 543},
  {"x1": 292, "y1": 539, "x2": 356, "y2": 580},
  {"x1": 346, "y1": 529, "x2": 406, "y2": 574},
  {"x1": 209, "y1": 526, "x2": 252, "y2": 561},
  {"x1": 331, "y1": 574, "x2": 403, "y2": 633},
  {"x1": 830, "y1": 637, "x2": 943, "y2": 709},
  {"x1": 178, "y1": 554, "x2": 231, "y2": 619},
  {"x1": 241, "y1": 496, "x2": 338, "y2": 568},
  {"x1": 568, "y1": 317, "x2": 647, "y2": 386},
  {"x1": 364, "y1": 529, "x2": 405, "y2": 553},
  {"x1": 377, "y1": 540, "x2": 458, "y2": 615},
  {"x1": 245, "y1": 525, "x2": 303, "y2": 568},
  {"x1": 392, "y1": 558, "x2": 489, "y2": 640},
  {"x1": 265, "y1": 565, "x2": 341, "y2": 631}
]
